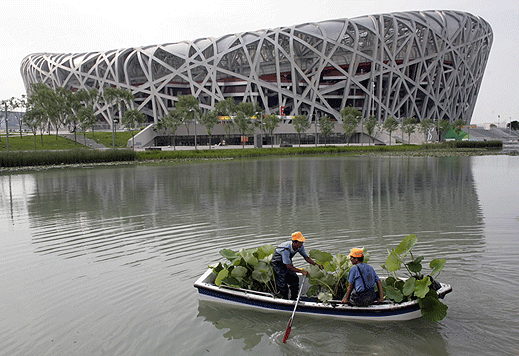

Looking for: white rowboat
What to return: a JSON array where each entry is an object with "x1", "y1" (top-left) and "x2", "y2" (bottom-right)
[{"x1": 194, "y1": 268, "x2": 452, "y2": 321}]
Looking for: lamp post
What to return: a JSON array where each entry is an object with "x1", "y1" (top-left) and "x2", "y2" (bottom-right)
[
  {"x1": 314, "y1": 114, "x2": 318, "y2": 147},
  {"x1": 190, "y1": 108, "x2": 197, "y2": 150},
  {"x1": 4, "y1": 102, "x2": 9, "y2": 152}
]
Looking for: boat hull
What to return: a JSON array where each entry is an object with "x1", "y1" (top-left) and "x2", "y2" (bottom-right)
[{"x1": 194, "y1": 269, "x2": 451, "y2": 321}]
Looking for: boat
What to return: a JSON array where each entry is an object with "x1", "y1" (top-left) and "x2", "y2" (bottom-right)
[{"x1": 194, "y1": 268, "x2": 452, "y2": 321}]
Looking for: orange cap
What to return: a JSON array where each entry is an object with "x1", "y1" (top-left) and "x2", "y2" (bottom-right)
[
  {"x1": 291, "y1": 231, "x2": 306, "y2": 242},
  {"x1": 349, "y1": 248, "x2": 364, "y2": 258}
]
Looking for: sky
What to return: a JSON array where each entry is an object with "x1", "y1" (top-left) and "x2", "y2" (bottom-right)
[{"x1": 1, "y1": 0, "x2": 518, "y2": 126}]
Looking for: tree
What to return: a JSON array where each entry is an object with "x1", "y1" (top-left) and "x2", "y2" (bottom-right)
[
  {"x1": 341, "y1": 107, "x2": 361, "y2": 145},
  {"x1": 76, "y1": 106, "x2": 97, "y2": 146},
  {"x1": 292, "y1": 114, "x2": 311, "y2": 147},
  {"x1": 364, "y1": 116, "x2": 378, "y2": 145},
  {"x1": 215, "y1": 97, "x2": 236, "y2": 117},
  {"x1": 319, "y1": 115, "x2": 334, "y2": 146},
  {"x1": 402, "y1": 117, "x2": 418, "y2": 143},
  {"x1": 174, "y1": 94, "x2": 200, "y2": 146},
  {"x1": 382, "y1": 116, "x2": 399, "y2": 146},
  {"x1": 419, "y1": 118, "x2": 434, "y2": 143},
  {"x1": 103, "y1": 87, "x2": 134, "y2": 148},
  {"x1": 234, "y1": 110, "x2": 252, "y2": 148},
  {"x1": 452, "y1": 119, "x2": 465, "y2": 140},
  {"x1": 199, "y1": 109, "x2": 220, "y2": 148},
  {"x1": 155, "y1": 109, "x2": 183, "y2": 150},
  {"x1": 122, "y1": 109, "x2": 146, "y2": 149},
  {"x1": 5, "y1": 96, "x2": 27, "y2": 138},
  {"x1": 437, "y1": 119, "x2": 450, "y2": 142},
  {"x1": 215, "y1": 98, "x2": 236, "y2": 144},
  {"x1": 263, "y1": 114, "x2": 281, "y2": 147},
  {"x1": 27, "y1": 83, "x2": 61, "y2": 140},
  {"x1": 54, "y1": 86, "x2": 76, "y2": 140},
  {"x1": 23, "y1": 105, "x2": 46, "y2": 149}
]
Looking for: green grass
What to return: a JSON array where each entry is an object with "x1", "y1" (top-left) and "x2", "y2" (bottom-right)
[
  {"x1": 0, "y1": 139, "x2": 504, "y2": 168},
  {"x1": 0, "y1": 134, "x2": 88, "y2": 151},
  {"x1": 85, "y1": 131, "x2": 136, "y2": 148}
]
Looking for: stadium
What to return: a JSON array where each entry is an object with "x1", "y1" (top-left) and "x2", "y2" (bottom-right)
[{"x1": 20, "y1": 10, "x2": 493, "y2": 146}]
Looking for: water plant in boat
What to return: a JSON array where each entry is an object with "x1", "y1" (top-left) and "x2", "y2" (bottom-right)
[
  {"x1": 381, "y1": 234, "x2": 448, "y2": 321},
  {"x1": 303, "y1": 249, "x2": 358, "y2": 302},
  {"x1": 208, "y1": 244, "x2": 278, "y2": 294}
]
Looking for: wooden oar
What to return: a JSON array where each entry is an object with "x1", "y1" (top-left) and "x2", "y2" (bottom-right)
[{"x1": 282, "y1": 278, "x2": 305, "y2": 343}]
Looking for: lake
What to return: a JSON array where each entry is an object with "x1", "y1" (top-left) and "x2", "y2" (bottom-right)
[{"x1": 1, "y1": 155, "x2": 518, "y2": 355}]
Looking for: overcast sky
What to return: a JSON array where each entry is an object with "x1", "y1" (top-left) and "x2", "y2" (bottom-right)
[{"x1": 2, "y1": 0, "x2": 518, "y2": 125}]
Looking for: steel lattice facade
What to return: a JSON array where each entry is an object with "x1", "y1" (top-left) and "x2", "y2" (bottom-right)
[{"x1": 21, "y1": 10, "x2": 492, "y2": 128}]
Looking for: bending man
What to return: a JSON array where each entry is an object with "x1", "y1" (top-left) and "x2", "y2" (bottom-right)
[{"x1": 271, "y1": 231, "x2": 321, "y2": 300}]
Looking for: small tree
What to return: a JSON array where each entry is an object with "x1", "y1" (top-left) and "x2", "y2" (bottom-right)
[
  {"x1": 103, "y1": 87, "x2": 134, "y2": 148},
  {"x1": 23, "y1": 106, "x2": 46, "y2": 149},
  {"x1": 292, "y1": 114, "x2": 311, "y2": 147},
  {"x1": 319, "y1": 115, "x2": 334, "y2": 146},
  {"x1": 200, "y1": 109, "x2": 220, "y2": 148},
  {"x1": 76, "y1": 106, "x2": 97, "y2": 146},
  {"x1": 155, "y1": 109, "x2": 184, "y2": 149},
  {"x1": 341, "y1": 107, "x2": 361, "y2": 145},
  {"x1": 234, "y1": 110, "x2": 252, "y2": 148},
  {"x1": 364, "y1": 116, "x2": 378, "y2": 145},
  {"x1": 437, "y1": 119, "x2": 450, "y2": 143},
  {"x1": 402, "y1": 117, "x2": 418, "y2": 143},
  {"x1": 419, "y1": 118, "x2": 434, "y2": 143},
  {"x1": 452, "y1": 119, "x2": 466, "y2": 140},
  {"x1": 383, "y1": 116, "x2": 399, "y2": 145},
  {"x1": 122, "y1": 108, "x2": 146, "y2": 149},
  {"x1": 263, "y1": 114, "x2": 281, "y2": 147}
]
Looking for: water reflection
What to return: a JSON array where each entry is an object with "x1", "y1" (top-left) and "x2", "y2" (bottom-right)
[
  {"x1": 22, "y1": 157, "x2": 484, "y2": 263},
  {"x1": 0, "y1": 156, "x2": 496, "y2": 356}
]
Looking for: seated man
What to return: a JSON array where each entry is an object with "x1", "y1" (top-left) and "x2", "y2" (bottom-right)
[
  {"x1": 341, "y1": 248, "x2": 384, "y2": 306},
  {"x1": 271, "y1": 231, "x2": 321, "y2": 300}
]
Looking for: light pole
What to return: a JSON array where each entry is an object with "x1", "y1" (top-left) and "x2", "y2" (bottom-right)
[
  {"x1": 190, "y1": 108, "x2": 198, "y2": 150},
  {"x1": 3, "y1": 102, "x2": 9, "y2": 152},
  {"x1": 314, "y1": 114, "x2": 318, "y2": 147}
]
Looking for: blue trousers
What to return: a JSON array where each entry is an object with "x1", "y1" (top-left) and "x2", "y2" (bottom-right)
[{"x1": 272, "y1": 262, "x2": 299, "y2": 299}]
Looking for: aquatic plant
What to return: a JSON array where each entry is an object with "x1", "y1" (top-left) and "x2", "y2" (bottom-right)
[{"x1": 381, "y1": 234, "x2": 448, "y2": 321}]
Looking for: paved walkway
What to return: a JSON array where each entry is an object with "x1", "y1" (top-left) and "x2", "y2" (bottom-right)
[{"x1": 59, "y1": 133, "x2": 107, "y2": 149}]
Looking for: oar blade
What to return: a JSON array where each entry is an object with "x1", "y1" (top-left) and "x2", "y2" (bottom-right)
[{"x1": 282, "y1": 319, "x2": 293, "y2": 343}]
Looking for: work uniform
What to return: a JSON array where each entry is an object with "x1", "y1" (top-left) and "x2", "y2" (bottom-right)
[
  {"x1": 271, "y1": 241, "x2": 308, "y2": 299},
  {"x1": 347, "y1": 263, "x2": 380, "y2": 306}
]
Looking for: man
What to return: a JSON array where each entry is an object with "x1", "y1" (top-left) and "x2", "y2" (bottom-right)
[
  {"x1": 341, "y1": 248, "x2": 384, "y2": 306},
  {"x1": 271, "y1": 231, "x2": 322, "y2": 300}
]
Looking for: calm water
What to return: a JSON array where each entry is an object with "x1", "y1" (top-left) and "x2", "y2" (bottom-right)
[{"x1": 1, "y1": 155, "x2": 518, "y2": 356}]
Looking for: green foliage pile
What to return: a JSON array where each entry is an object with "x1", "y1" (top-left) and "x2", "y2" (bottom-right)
[
  {"x1": 209, "y1": 234, "x2": 449, "y2": 321},
  {"x1": 381, "y1": 234, "x2": 448, "y2": 321},
  {"x1": 0, "y1": 149, "x2": 136, "y2": 167},
  {"x1": 210, "y1": 245, "x2": 278, "y2": 294}
]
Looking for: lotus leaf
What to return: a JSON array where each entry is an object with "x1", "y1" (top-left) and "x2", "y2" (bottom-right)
[
  {"x1": 252, "y1": 266, "x2": 271, "y2": 284},
  {"x1": 406, "y1": 256, "x2": 424, "y2": 273},
  {"x1": 385, "y1": 250, "x2": 402, "y2": 272},
  {"x1": 402, "y1": 277, "x2": 416, "y2": 296},
  {"x1": 309, "y1": 249, "x2": 333, "y2": 263},
  {"x1": 307, "y1": 264, "x2": 324, "y2": 279},
  {"x1": 418, "y1": 291, "x2": 448, "y2": 322},
  {"x1": 238, "y1": 249, "x2": 259, "y2": 266},
  {"x1": 256, "y1": 244, "x2": 275, "y2": 258},
  {"x1": 306, "y1": 284, "x2": 320, "y2": 298},
  {"x1": 429, "y1": 258, "x2": 446, "y2": 277},
  {"x1": 231, "y1": 266, "x2": 248, "y2": 281},
  {"x1": 220, "y1": 249, "x2": 239, "y2": 261},
  {"x1": 215, "y1": 268, "x2": 229, "y2": 286},
  {"x1": 395, "y1": 234, "x2": 417, "y2": 255},
  {"x1": 318, "y1": 291, "x2": 333, "y2": 302},
  {"x1": 384, "y1": 285, "x2": 404, "y2": 303},
  {"x1": 414, "y1": 276, "x2": 431, "y2": 298}
]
